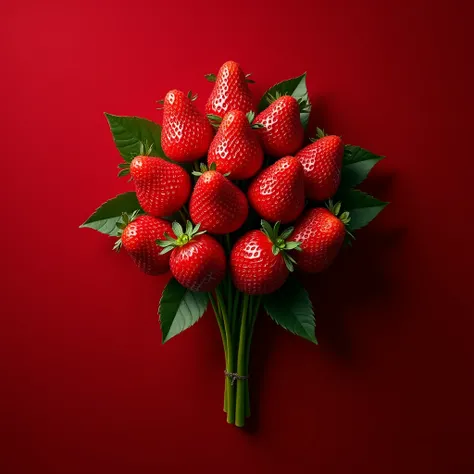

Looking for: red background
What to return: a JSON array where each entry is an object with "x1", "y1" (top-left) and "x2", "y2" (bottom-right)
[{"x1": 1, "y1": 1, "x2": 473, "y2": 473}]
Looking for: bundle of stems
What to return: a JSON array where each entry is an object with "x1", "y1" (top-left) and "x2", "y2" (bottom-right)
[{"x1": 208, "y1": 236, "x2": 261, "y2": 427}]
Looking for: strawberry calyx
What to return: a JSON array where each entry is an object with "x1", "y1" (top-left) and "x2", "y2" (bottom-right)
[
  {"x1": 265, "y1": 90, "x2": 285, "y2": 105},
  {"x1": 207, "y1": 114, "x2": 222, "y2": 129},
  {"x1": 156, "y1": 91, "x2": 197, "y2": 110},
  {"x1": 118, "y1": 141, "x2": 154, "y2": 178},
  {"x1": 326, "y1": 200, "x2": 355, "y2": 239},
  {"x1": 246, "y1": 111, "x2": 264, "y2": 129},
  {"x1": 204, "y1": 72, "x2": 254, "y2": 83},
  {"x1": 204, "y1": 73, "x2": 217, "y2": 83},
  {"x1": 113, "y1": 210, "x2": 141, "y2": 252},
  {"x1": 260, "y1": 220, "x2": 302, "y2": 272},
  {"x1": 187, "y1": 90, "x2": 198, "y2": 101},
  {"x1": 192, "y1": 161, "x2": 217, "y2": 176},
  {"x1": 265, "y1": 91, "x2": 310, "y2": 114},
  {"x1": 309, "y1": 127, "x2": 327, "y2": 143},
  {"x1": 191, "y1": 162, "x2": 230, "y2": 177},
  {"x1": 156, "y1": 220, "x2": 206, "y2": 255},
  {"x1": 245, "y1": 72, "x2": 255, "y2": 84}
]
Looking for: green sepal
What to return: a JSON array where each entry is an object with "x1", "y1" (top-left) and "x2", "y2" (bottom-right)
[
  {"x1": 246, "y1": 111, "x2": 255, "y2": 123},
  {"x1": 112, "y1": 210, "x2": 141, "y2": 252},
  {"x1": 260, "y1": 220, "x2": 302, "y2": 271},
  {"x1": 172, "y1": 221, "x2": 184, "y2": 237},
  {"x1": 117, "y1": 168, "x2": 130, "y2": 178},
  {"x1": 279, "y1": 226, "x2": 294, "y2": 240},
  {"x1": 156, "y1": 219, "x2": 207, "y2": 254},
  {"x1": 192, "y1": 161, "x2": 217, "y2": 176},
  {"x1": 205, "y1": 73, "x2": 217, "y2": 82},
  {"x1": 207, "y1": 113, "x2": 222, "y2": 130},
  {"x1": 245, "y1": 73, "x2": 255, "y2": 84},
  {"x1": 187, "y1": 90, "x2": 198, "y2": 101}
]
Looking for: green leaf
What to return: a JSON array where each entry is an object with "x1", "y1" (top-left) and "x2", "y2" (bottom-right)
[
  {"x1": 80, "y1": 192, "x2": 142, "y2": 236},
  {"x1": 104, "y1": 113, "x2": 168, "y2": 163},
  {"x1": 341, "y1": 145, "x2": 384, "y2": 189},
  {"x1": 263, "y1": 278, "x2": 317, "y2": 344},
  {"x1": 258, "y1": 73, "x2": 311, "y2": 129},
  {"x1": 337, "y1": 189, "x2": 388, "y2": 231},
  {"x1": 158, "y1": 278, "x2": 208, "y2": 343}
]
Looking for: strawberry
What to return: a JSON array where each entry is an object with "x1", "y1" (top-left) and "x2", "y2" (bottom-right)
[
  {"x1": 296, "y1": 129, "x2": 344, "y2": 201},
  {"x1": 158, "y1": 222, "x2": 226, "y2": 292},
  {"x1": 161, "y1": 89, "x2": 213, "y2": 162},
  {"x1": 114, "y1": 212, "x2": 173, "y2": 275},
  {"x1": 127, "y1": 151, "x2": 191, "y2": 217},
  {"x1": 253, "y1": 95, "x2": 304, "y2": 157},
  {"x1": 207, "y1": 110, "x2": 263, "y2": 180},
  {"x1": 248, "y1": 156, "x2": 305, "y2": 224},
  {"x1": 291, "y1": 203, "x2": 350, "y2": 273},
  {"x1": 230, "y1": 221, "x2": 301, "y2": 295},
  {"x1": 205, "y1": 60, "x2": 255, "y2": 119},
  {"x1": 189, "y1": 163, "x2": 248, "y2": 234}
]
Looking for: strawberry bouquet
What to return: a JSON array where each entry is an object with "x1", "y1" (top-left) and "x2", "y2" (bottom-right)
[{"x1": 81, "y1": 61, "x2": 387, "y2": 427}]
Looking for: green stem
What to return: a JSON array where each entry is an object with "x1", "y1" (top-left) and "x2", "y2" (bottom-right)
[
  {"x1": 209, "y1": 293, "x2": 226, "y2": 357},
  {"x1": 245, "y1": 296, "x2": 261, "y2": 417},
  {"x1": 231, "y1": 289, "x2": 240, "y2": 335},
  {"x1": 216, "y1": 286, "x2": 235, "y2": 424},
  {"x1": 235, "y1": 293, "x2": 250, "y2": 427},
  {"x1": 178, "y1": 209, "x2": 187, "y2": 225},
  {"x1": 209, "y1": 293, "x2": 227, "y2": 412}
]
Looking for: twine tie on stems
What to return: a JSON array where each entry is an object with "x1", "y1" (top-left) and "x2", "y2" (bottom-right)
[{"x1": 224, "y1": 370, "x2": 249, "y2": 386}]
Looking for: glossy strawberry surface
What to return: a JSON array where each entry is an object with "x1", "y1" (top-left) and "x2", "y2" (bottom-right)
[
  {"x1": 189, "y1": 171, "x2": 248, "y2": 234},
  {"x1": 254, "y1": 95, "x2": 304, "y2": 157},
  {"x1": 248, "y1": 156, "x2": 305, "y2": 223},
  {"x1": 161, "y1": 89, "x2": 213, "y2": 162},
  {"x1": 205, "y1": 60, "x2": 255, "y2": 118},
  {"x1": 130, "y1": 155, "x2": 191, "y2": 217},
  {"x1": 121, "y1": 216, "x2": 173, "y2": 275},
  {"x1": 292, "y1": 208, "x2": 345, "y2": 273},
  {"x1": 170, "y1": 234, "x2": 226, "y2": 292},
  {"x1": 207, "y1": 110, "x2": 263, "y2": 179},
  {"x1": 230, "y1": 230, "x2": 288, "y2": 295},
  {"x1": 296, "y1": 135, "x2": 344, "y2": 201}
]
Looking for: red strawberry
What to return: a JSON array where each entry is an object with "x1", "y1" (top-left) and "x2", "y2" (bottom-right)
[
  {"x1": 189, "y1": 164, "x2": 248, "y2": 234},
  {"x1": 207, "y1": 110, "x2": 263, "y2": 179},
  {"x1": 158, "y1": 222, "x2": 226, "y2": 292},
  {"x1": 253, "y1": 95, "x2": 304, "y2": 157},
  {"x1": 129, "y1": 154, "x2": 191, "y2": 217},
  {"x1": 292, "y1": 203, "x2": 350, "y2": 273},
  {"x1": 296, "y1": 129, "x2": 344, "y2": 201},
  {"x1": 115, "y1": 212, "x2": 173, "y2": 275},
  {"x1": 248, "y1": 156, "x2": 305, "y2": 223},
  {"x1": 205, "y1": 60, "x2": 255, "y2": 118},
  {"x1": 230, "y1": 221, "x2": 301, "y2": 295},
  {"x1": 161, "y1": 89, "x2": 213, "y2": 162}
]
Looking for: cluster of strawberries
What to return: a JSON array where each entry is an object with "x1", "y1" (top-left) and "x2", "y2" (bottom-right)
[{"x1": 116, "y1": 61, "x2": 348, "y2": 295}]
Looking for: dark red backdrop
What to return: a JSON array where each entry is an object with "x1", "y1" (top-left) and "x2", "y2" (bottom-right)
[{"x1": 1, "y1": 1, "x2": 473, "y2": 473}]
